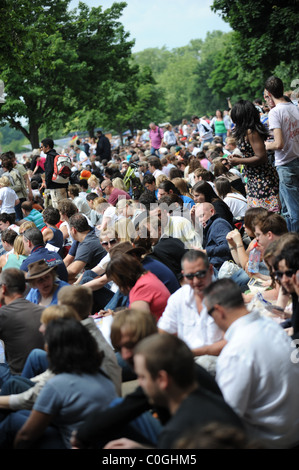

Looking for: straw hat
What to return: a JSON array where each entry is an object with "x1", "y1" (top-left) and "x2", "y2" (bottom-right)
[{"x1": 26, "y1": 259, "x2": 56, "y2": 281}]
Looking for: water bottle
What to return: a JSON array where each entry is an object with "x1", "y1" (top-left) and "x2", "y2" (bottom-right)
[{"x1": 248, "y1": 243, "x2": 261, "y2": 274}]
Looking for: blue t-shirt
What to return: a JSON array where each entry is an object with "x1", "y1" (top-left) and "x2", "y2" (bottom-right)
[
  {"x1": 33, "y1": 371, "x2": 117, "y2": 448},
  {"x1": 180, "y1": 195, "x2": 195, "y2": 209}
]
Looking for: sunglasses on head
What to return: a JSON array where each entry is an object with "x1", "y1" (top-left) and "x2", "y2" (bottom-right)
[
  {"x1": 184, "y1": 269, "x2": 208, "y2": 280},
  {"x1": 274, "y1": 269, "x2": 296, "y2": 280}
]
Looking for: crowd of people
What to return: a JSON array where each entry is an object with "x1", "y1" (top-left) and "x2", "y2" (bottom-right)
[{"x1": 0, "y1": 75, "x2": 298, "y2": 450}]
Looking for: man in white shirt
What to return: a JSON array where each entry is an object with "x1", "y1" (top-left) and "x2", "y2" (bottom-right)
[
  {"x1": 264, "y1": 75, "x2": 299, "y2": 232},
  {"x1": 204, "y1": 277, "x2": 299, "y2": 449},
  {"x1": 157, "y1": 250, "x2": 225, "y2": 374},
  {"x1": 191, "y1": 115, "x2": 214, "y2": 150}
]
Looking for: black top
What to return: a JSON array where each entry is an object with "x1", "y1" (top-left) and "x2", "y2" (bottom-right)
[
  {"x1": 96, "y1": 135, "x2": 111, "y2": 161},
  {"x1": 212, "y1": 199, "x2": 234, "y2": 227},
  {"x1": 158, "y1": 386, "x2": 243, "y2": 449},
  {"x1": 44, "y1": 148, "x2": 68, "y2": 189},
  {"x1": 151, "y1": 236, "x2": 188, "y2": 280}
]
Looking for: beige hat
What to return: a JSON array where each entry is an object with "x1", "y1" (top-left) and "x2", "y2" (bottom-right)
[{"x1": 26, "y1": 259, "x2": 56, "y2": 281}]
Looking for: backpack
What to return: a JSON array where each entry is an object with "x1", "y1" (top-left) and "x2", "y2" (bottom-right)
[
  {"x1": 52, "y1": 154, "x2": 72, "y2": 184},
  {"x1": 123, "y1": 166, "x2": 144, "y2": 200}
]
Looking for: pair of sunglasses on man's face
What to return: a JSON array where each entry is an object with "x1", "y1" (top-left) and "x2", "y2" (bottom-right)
[{"x1": 184, "y1": 269, "x2": 208, "y2": 280}]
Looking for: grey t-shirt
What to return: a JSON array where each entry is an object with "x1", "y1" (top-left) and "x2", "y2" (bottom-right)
[
  {"x1": 74, "y1": 230, "x2": 106, "y2": 270},
  {"x1": 33, "y1": 371, "x2": 117, "y2": 448}
]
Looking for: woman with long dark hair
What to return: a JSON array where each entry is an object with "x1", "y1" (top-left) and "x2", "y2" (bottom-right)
[
  {"x1": 229, "y1": 100, "x2": 280, "y2": 212},
  {"x1": 12, "y1": 318, "x2": 117, "y2": 449},
  {"x1": 192, "y1": 180, "x2": 234, "y2": 227}
]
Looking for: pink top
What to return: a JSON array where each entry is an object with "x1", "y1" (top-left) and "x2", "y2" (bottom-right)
[
  {"x1": 129, "y1": 271, "x2": 170, "y2": 322},
  {"x1": 149, "y1": 127, "x2": 163, "y2": 149}
]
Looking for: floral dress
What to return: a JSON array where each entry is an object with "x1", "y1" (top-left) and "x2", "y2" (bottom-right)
[{"x1": 238, "y1": 138, "x2": 280, "y2": 212}]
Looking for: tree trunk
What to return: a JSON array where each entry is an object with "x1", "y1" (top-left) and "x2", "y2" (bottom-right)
[
  {"x1": 28, "y1": 121, "x2": 40, "y2": 150},
  {"x1": 88, "y1": 128, "x2": 95, "y2": 139}
]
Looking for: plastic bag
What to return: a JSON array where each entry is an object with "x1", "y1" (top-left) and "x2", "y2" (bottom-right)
[{"x1": 218, "y1": 260, "x2": 241, "y2": 279}]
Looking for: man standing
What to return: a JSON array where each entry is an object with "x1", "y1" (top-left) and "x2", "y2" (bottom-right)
[
  {"x1": 0, "y1": 268, "x2": 44, "y2": 385},
  {"x1": 204, "y1": 278, "x2": 299, "y2": 449},
  {"x1": 264, "y1": 76, "x2": 299, "y2": 232},
  {"x1": 95, "y1": 131, "x2": 111, "y2": 162},
  {"x1": 41, "y1": 138, "x2": 68, "y2": 209},
  {"x1": 191, "y1": 115, "x2": 214, "y2": 150},
  {"x1": 149, "y1": 122, "x2": 163, "y2": 156}
]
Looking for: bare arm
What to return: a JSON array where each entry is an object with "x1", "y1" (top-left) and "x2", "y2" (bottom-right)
[
  {"x1": 192, "y1": 339, "x2": 227, "y2": 357},
  {"x1": 265, "y1": 128, "x2": 284, "y2": 151},
  {"x1": 228, "y1": 130, "x2": 268, "y2": 167},
  {"x1": 14, "y1": 410, "x2": 53, "y2": 448},
  {"x1": 79, "y1": 274, "x2": 108, "y2": 291},
  {"x1": 129, "y1": 300, "x2": 151, "y2": 314},
  {"x1": 67, "y1": 260, "x2": 86, "y2": 283}
]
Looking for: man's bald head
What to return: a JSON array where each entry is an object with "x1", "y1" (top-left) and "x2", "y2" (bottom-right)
[{"x1": 196, "y1": 202, "x2": 215, "y2": 226}]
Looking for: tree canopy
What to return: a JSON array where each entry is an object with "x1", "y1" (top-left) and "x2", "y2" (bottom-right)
[
  {"x1": 211, "y1": 0, "x2": 299, "y2": 78},
  {"x1": 0, "y1": 0, "x2": 136, "y2": 149}
]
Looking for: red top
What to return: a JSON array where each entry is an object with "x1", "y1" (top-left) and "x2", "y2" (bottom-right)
[
  {"x1": 108, "y1": 188, "x2": 131, "y2": 206},
  {"x1": 129, "y1": 271, "x2": 171, "y2": 322}
]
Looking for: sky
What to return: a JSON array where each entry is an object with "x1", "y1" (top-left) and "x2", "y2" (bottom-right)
[{"x1": 69, "y1": 0, "x2": 232, "y2": 53}]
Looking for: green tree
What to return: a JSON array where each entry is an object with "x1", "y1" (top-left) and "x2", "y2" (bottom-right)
[
  {"x1": 0, "y1": 0, "x2": 134, "y2": 149},
  {"x1": 211, "y1": 0, "x2": 299, "y2": 80}
]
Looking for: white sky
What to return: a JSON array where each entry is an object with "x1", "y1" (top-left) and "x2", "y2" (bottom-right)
[{"x1": 69, "y1": 0, "x2": 232, "y2": 52}]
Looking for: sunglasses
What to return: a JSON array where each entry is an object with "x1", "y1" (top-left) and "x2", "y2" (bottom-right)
[
  {"x1": 184, "y1": 269, "x2": 208, "y2": 280},
  {"x1": 274, "y1": 269, "x2": 296, "y2": 280},
  {"x1": 101, "y1": 238, "x2": 117, "y2": 246}
]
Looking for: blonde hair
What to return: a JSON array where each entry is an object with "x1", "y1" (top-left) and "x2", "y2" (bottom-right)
[
  {"x1": 19, "y1": 220, "x2": 36, "y2": 234},
  {"x1": 116, "y1": 199, "x2": 134, "y2": 214},
  {"x1": 112, "y1": 177, "x2": 126, "y2": 191},
  {"x1": 57, "y1": 285, "x2": 93, "y2": 319},
  {"x1": 13, "y1": 235, "x2": 26, "y2": 257},
  {"x1": 0, "y1": 176, "x2": 11, "y2": 188},
  {"x1": 115, "y1": 217, "x2": 136, "y2": 242},
  {"x1": 155, "y1": 174, "x2": 168, "y2": 187},
  {"x1": 87, "y1": 175, "x2": 100, "y2": 187},
  {"x1": 93, "y1": 197, "x2": 108, "y2": 212},
  {"x1": 226, "y1": 137, "x2": 237, "y2": 146},
  {"x1": 41, "y1": 304, "x2": 80, "y2": 326}
]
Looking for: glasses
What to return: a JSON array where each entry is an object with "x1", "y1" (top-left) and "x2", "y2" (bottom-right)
[
  {"x1": 184, "y1": 270, "x2": 208, "y2": 280},
  {"x1": 274, "y1": 269, "x2": 296, "y2": 280},
  {"x1": 207, "y1": 306, "x2": 216, "y2": 316},
  {"x1": 101, "y1": 239, "x2": 117, "y2": 246}
]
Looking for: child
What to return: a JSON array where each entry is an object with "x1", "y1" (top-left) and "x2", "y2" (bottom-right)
[{"x1": 0, "y1": 176, "x2": 19, "y2": 222}]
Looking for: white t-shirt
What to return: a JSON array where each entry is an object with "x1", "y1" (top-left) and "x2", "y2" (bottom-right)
[
  {"x1": 0, "y1": 187, "x2": 18, "y2": 214},
  {"x1": 79, "y1": 150, "x2": 91, "y2": 168},
  {"x1": 163, "y1": 130, "x2": 177, "y2": 146},
  {"x1": 223, "y1": 193, "x2": 248, "y2": 218},
  {"x1": 268, "y1": 102, "x2": 299, "y2": 166}
]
